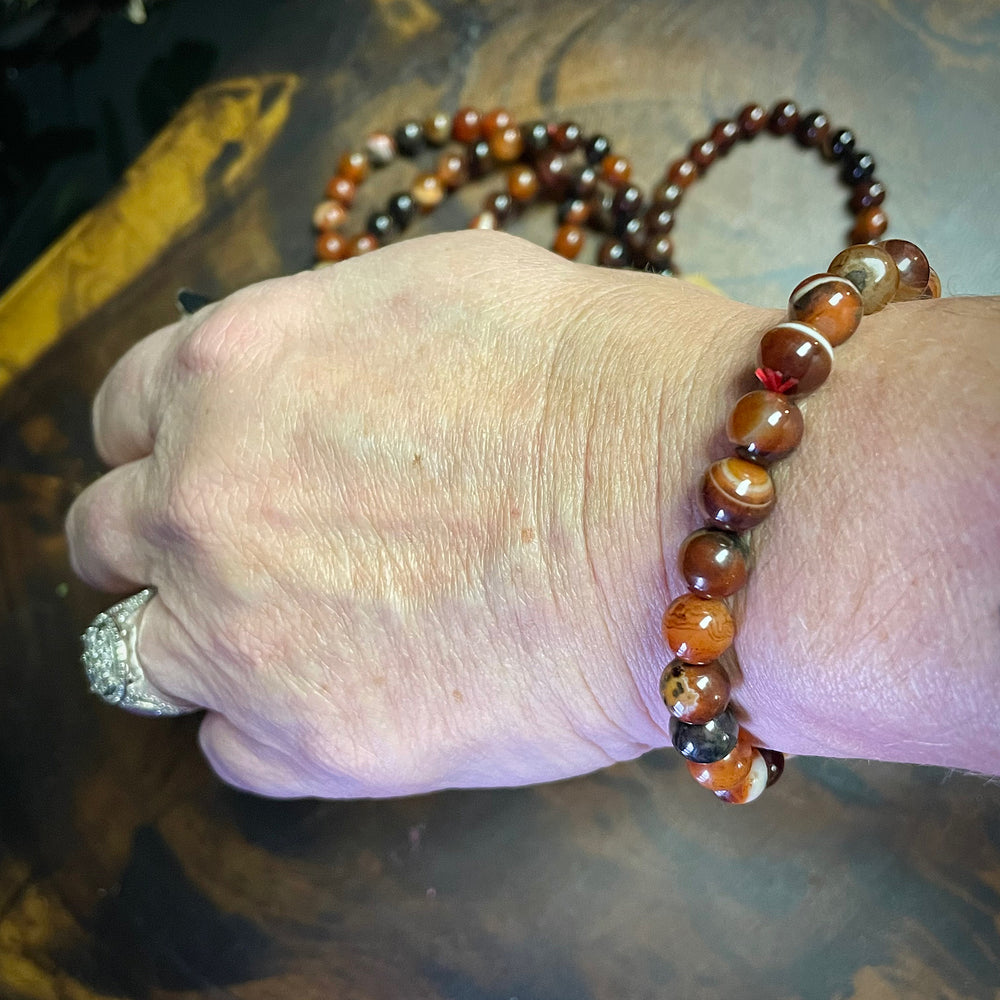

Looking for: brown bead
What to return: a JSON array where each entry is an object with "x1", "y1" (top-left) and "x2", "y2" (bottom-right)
[
  {"x1": 315, "y1": 231, "x2": 347, "y2": 261},
  {"x1": 666, "y1": 157, "x2": 698, "y2": 189},
  {"x1": 795, "y1": 110, "x2": 830, "y2": 148},
  {"x1": 714, "y1": 750, "x2": 769, "y2": 804},
  {"x1": 758, "y1": 321, "x2": 834, "y2": 396},
  {"x1": 659, "y1": 658, "x2": 731, "y2": 725},
  {"x1": 364, "y1": 131, "x2": 396, "y2": 166},
  {"x1": 787, "y1": 273, "x2": 864, "y2": 346},
  {"x1": 759, "y1": 747, "x2": 785, "y2": 787},
  {"x1": 601, "y1": 154, "x2": 632, "y2": 187},
  {"x1": 662, "y1": 594, "x2": 735, "y2": 664},
  {"x1": 687, "y1": 728, "x2": 755, "y2": 791},
  {"x1": 411, "y1": 172, "x2": 445, "y2": 211},
  {"x1": 551, "y1": 121, "x2": 583, "y2": 153},
  {"x1": 337, "y1": 150, "x2": 369, "y2": 185},
  {"x1": 878, "y1": 239, "x2": 931, "y2": 300},
  {"x1": 535, "y1": 150, "x2": 571, "y2": 199},
  {"x1": 553, "y1": 224, "x2": 584, "y2": 260},
  {"x1": 598, "y1": 238, "x2": 629, "y2": 268},
  {"x1": 689, "y1": 137, "x2": 717, "y2": 170},
  {"x1": 312, "y1": 199, "x2": 348, "y2": 231},
  {"x1": 768, "y1": 99, "x2": 800, "y2": 135},
  {"x1": 572, "y1": 165, "x2": 599, "y2": 198},
  {"x1": 559, "y1": 197, "x2": 589, "y2": 226},
  {"x1": 651, "y1": 181, "x2": 683, "y2": 208},
  {"x1": 710, "y1": 119, "x2": 740, "y2": 155},
  {"x1": 436, "y1": 151, "x2": 469, "y2": 191},
  {"x1": 828, "y1": 244, "x2": 900, "y2": 314},
  {"x1": 645, "y1": 203, "x2": 675, "y2": 234},
  {"x1": 507, "y1": 165, "x2": 539, "y2": 202},
  {"x1": 324, "y1": 175, "x2": 356, "y2": 207},
  {"x1": 481, "y1": 107, "x2": 513, "y2": 137},
  {"x1": 850, "y1": 205, "x2": 889, "y2": 244},
  {"x1": 701, "y1": 456, "x2": 775, "y2": 532},
  {"x1": 468, "y1": 211, "x2": 498, "y2": 230},
  {"x1": 920, "y1": 267, "x2": 941, "y2": 299},
  {"x1": 849, "y1": 179, "x2": 886, "y2": 212},
  {"x1": 424, "y1": 111, "x2": 452, "y2": 146},
  {"x1": 452, "y1": 107, "x2": 482, "y2": 144},
  {"x1": 483, "y1": 191, "x2": 515, "y2": 223},
  {"x1": 489, "y1": 125, "x2": 524, "y2": 163},
  {"x1": 347, "y1": 233, "x2": 379, "y2": 257},
  {"x1": 679, "y1": 528, "x2": 749, "y2": 598},
  {"x1": 642, "y1": 234, "x2": 674, "y2": 269},
  {"x1": 727, "y1": 389, "x2": 804, "y2": 463},
  {"x1": 737, "y1": 103, "x2": 769, "y2": 138}
]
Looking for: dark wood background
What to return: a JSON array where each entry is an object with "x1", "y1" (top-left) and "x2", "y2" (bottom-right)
[{"x1": 2, "y1": 1, "x2": 999, "y2": 997}]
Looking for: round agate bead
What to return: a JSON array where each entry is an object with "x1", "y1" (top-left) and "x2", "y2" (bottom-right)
[
  {"x1": 701, "y1": 456, "x2": 775, "y2": 531},
  {"x1": 364, "y1": 131, "x2": 396, "y2": 166},
  {"x1": 758, "y1": 321, "x2": 834, "y2": 396},
  {"x1": 715, "y1": 749, "x2": 769, "y2": 803},
  {"x1": 878, "y1": 239, "x2": 931, "y2": 300},
  {"x1": 312, "y1": 199, "x2": 347, "y2": 231},
  {"x1": 679, "y1": 528, "x2": 749, "y2": 598},
  {"x1": 787, "y1": 273, "x2": 863, "y2": 346},
  {"x1": 662, "y1": 594, "x2": 735, "y2": 664},
  {"x1": 828, "y1": 244, "x2": 899, "y2": 314},
  {"x1": 687, "y1": 728, "x2": 754, "y2": 791},
  {"x1": 553, "y1": 224, "x2": 584, "y2": 260},
  {"x1": 659, "y1": 658, "x2": 731, "y2": 724},
  {"x1": 669, "y1": 708, "x2": 739, "y2": 764},
  {"x1": 727, "y1": 389, "x2": 804, "y2": 463},
  {"x1": 921, "y1": 268, "x2": 941, "y2": 299},
  {"x1": 759, "y1": 747, "x2": 785, "y2": 787}
]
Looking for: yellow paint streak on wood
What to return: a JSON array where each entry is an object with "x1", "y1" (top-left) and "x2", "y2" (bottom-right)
[
  {"x1": 373, "y1": 0, "x2": 440, "y2": 39},
  {"x1": 0, "y1": 74, "x2": 298, "y2": 393}
]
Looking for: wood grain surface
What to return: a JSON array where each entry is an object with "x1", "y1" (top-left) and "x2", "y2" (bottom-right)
[{"x1": 1, "y1": 2, "x2": 999, "y2": 998}]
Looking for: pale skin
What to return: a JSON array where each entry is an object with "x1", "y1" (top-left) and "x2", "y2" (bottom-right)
[{"x1": 65, "y1": 231, "x2": 1000, "y2": 798}]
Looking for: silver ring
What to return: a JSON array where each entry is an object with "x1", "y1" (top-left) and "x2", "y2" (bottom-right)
[{"x1": 81, "y1": 588, "x2": 196, "y2": 717}]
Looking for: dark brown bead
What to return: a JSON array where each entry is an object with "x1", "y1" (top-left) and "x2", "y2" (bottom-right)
[
  {"x1": 424, "y1": 111, "x2": 452, "y2": 146},
  {"x1": 600, "y1": 154, "x2": 632, "y2": 187},
  {"x1": 689, "y1": 137, "x2": 717, "y2": 170},
  {"x1": 507, "y1": 165, "x2": 539, "y2": 202},
  {"x1": 553, "y1": 224, "x2": 584, "y2": 260},
  {"x1": 489, "y1": 125, "x2": 524, "y2": 163},
  {"x1": 483, "y1": 191, "x2": 515, "y2": 223},
  {"x1": 666, "y1": 157, "x2": 698, "y2": 189},
  {"x1": 612, "y1": 184, "x2": 644, "y2": 220},
  {"x1": 642, "y1": 233, "x2": 673, "y2": 269},
  {"x1": 701, "y1": 457, "x2": 776, "y2": 531},
  {"x1": 645, "y1": 203, "x2": 675, "y2": 234},
  {"x1": 436, "y1": 151, "x2": 469, "y2": 191},
  {"x1": 394, "y1": 120, "x2": 425, "y2": 157},
  {"x1": 758, "y1": 322, "x2": 834, "y2": 395},
  {"x1": 534, "y1": 150, "x2": 571, "y2": 199},
  {"x1": 366, "y1": 211, "x2": 396, "y2": 240},
  {"x1": 710, "y1": 119, "x2": 740, "y2": 155},
  {"x1": 822, "y1": 127, "x2": 855, "y2": 162},
  {"x1": 727, "y1": 389, "x2": 804, "y2": 463},
  {"x1": 795, "y1": 110, "x2": 830, "y2": 148},
  {"x1": 679, "y1": 528, "x2": 749, "y2": 598},
  {"x1": 481, "y1": 107, "x2": 514, "y2": 137},
  {"x1": 551, "y1": 121, "x2": 582, "y2": 153},
  {"x1": 584, "y1": 134, "x2": 611, "y2": 165},
  {"x1": 387, "y1": 192, "x2": 415, "y2": 228},
  {"x1": 842, "y1": 150, "x2": 876, "y2": 185},
  {"x1": 759, "y1": 748, "x2": 785, "y2": 787},
  {"x1": 452, "y1": 107, "x2": 482, "y2": 144},
  {"x1": 572, "y1": 165, "x2": 599, "y2": 198},
  {"x1": 659, "y1": 659, "x2": 731, "y2": 725},
  {"x1": 589, "y1": 190, "x2": 616, "y2": 232},
  {"x1": 598, "y1": 238, "x2": 629, "y2": 268},
  {"x1": 347, "y1": 233, "x2": 379, "y2": 257},
  {"x1": 315, "y1": 231, "x2": 347, "y2": 261},
  {"x1": 522, "y1": 120, "x2": 550, "y2": 155},
  {"x1": 850, "y1": 206, "x2": 889, "y2": 244},
  {"x1": 737, "y1": 103, "x2": 768, "y2": 138},
  {"x1": 558, "y1": 197, "x2": 589, "y2": 225},
  {"x1": 651, "y1": 181, "x2": 683, "y2": 208},
  {"x1": 849, "y1": 179, "x2": 886, "y2": 212},
  {"x1": 467, "y1": 140, "x2": 494, "y2": 179},
  {"x1": 768, "y1": 99, "x2": 800, "y2": 135},
  {"x1": 878, "y1": 239, "x2": 931, "y2": 300},
  {"x1": 670, "y1": 710, "x2": 739, "y2": 764},
  {"x1": 324, "y1": 175, "x2": 356, "y2": 206},
  {"x1": 312, "y1": 199, "x2": 347, "y2": 231}
]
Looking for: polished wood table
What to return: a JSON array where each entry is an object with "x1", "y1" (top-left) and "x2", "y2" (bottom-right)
[{"x1": 2, "y1": 2, "x2": 998, "y2": 997}]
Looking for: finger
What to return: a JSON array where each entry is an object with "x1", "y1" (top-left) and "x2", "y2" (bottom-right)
[
  {"x1": 65, "y1": 459, "x2": 152, "y2": 592},
  {"x1": 198, "y1": 713, "x2": 316, "y2": 798},
  {"x1": 92, "y1": 319, "x2": 183, "y2": 467}
]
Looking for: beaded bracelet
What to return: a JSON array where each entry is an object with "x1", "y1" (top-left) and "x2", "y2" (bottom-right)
[{"x1": 307, "y1": 104, "x2": 940, "y2": 803}]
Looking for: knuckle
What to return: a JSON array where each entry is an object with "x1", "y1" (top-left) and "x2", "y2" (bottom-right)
[{"x1": 175, "y1": 298, "x2": 258, "y2": 376}]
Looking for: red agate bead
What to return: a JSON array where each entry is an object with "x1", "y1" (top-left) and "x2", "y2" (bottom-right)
[
  {"x1": 787, "y1": 273, "x2": 863, "y2": 346},
  {"x1": 662, "y1": 594, "x2": 735, "y2": 664},
  {"x1": 700, "y1": 457, "x2": 775, "y2": 531},
  {"x1": 659, "y1": 658, "x2": 731, "y2": 724},
  {"x1": 828, "y1": 244, "x2": 899, "y2": 314},
  {"x1": 726, "y1": 390, "x2": 804, "y2": 463},
  {"x1": 679, "y1": 528, "x2": 749, "y2": 598}
]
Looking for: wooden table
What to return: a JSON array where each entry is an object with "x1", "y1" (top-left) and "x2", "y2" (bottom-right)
[{"x1": 2, "y1": 2, "x2": 998, "y2": 997}]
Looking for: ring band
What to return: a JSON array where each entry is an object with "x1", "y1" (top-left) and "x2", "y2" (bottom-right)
[{"x1": 81, "y1": 588, "x2": 196, "y2": 717}]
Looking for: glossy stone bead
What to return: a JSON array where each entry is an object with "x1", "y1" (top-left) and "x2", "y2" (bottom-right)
[
  {"x1": 662, "y1": 594, "x2": 735, "y2": 664},
  {"x1": 315, "y1": 231, "x2": 347, "y2": 261},
  {"x1": 572, "y1": 165, "x2": 599, "y2": 198},
  {"x1": 366, "y1": 211, "x2": 396, "y2": 240},
  {"x1": 324, "y1": 175, "x2": 356, "y2": 206},
  {"x1": 589, "y1": 190, "x2": 616, "y2": 232},
  {"x1": 679, "y1": 528, "x2": 749, "y2": 598},
  {"x1": 424, "y1": 111, "x2": 452, "y2": 146},
  {"x1": 584, "y1": 134, "x2": 611, "y2": 165},
  {"x1": 387, "y1": 191, "x2": 415, "y2": 228},
  {"x1": 849, "y1": 179, "x2": 886, "y2": 211},
  {"x1": 507, "y1": 165, "x2": 539, "y2": 202},
  {"x1": 710, "y1": 119, "x2": 740, "y2": 155},
  {"x1": 768, "y1": 99, "x2": 800, "y2": 135},
  {"x1": 558, "y1": 197, "x2": 589, "y2": 225},
  {"x1": 758, "y1": 321, "x2": 834, "y2": 395},
  {"x1": 534, "y1": 150, "x2": 571, "y2": 199},
  {"x1": 701, "y1": 457, "x2": 776, "y2": 531},
  {"x1": 364, "y1": 131, "x2": 396, "y2": 167},
  {"x1": 642, "y1": 234, "x2": 674, "y2": 270},
  {"x1": 619, "y1": 217, "x2": 646, "y2": 255},
  {"x1": 612, "y1": 184, "x2": 644, "y2": 220},
  {"x1": 347, "y1": 233, "x2": 379, "y2": 257},
  {"x1": 467, "y1": 140, "x2": 495, "y2": 178},
  {"x1": 689, "y1": 137, "x2": 717, "y2": 169},
  {"x1": 601, "y1": 154, "x2": 632, "y2": 187},
  {"x1": 598, "y1": 238, "x2": 629, "y2": 268},
  {"x1": 551, "y1": 121, "x2": 582, "y2": 153},
  {"x1": 651, "y1": 180, "x2": 683, "y2": 208},
  {"x1": 489, "y1": 125, "x2": 524, "y2": 163},
  {"x1": 436, "y1": 151, "x2": 469, "y2": 191},
  {"x1": 394, "y1": 120, "x2": 425, "y2": 157},
  {"x1": 659, "y1": 658, "x2": 731, "y2": 725},
  {"x1": 338, "y1": 150, "x2": 369, "y2": 184},
  {"x1": 411, "y1": 172, "x2": 445, "y2": 211},
  {"x1": 666, "y1": 157, "x2": 698, "y2": 189},
  {"x1": 645, "y1": 203, "x2": 675, "y2": 234},
  {"x1": 828, "y1": 244, "x2": 899, "y2": 314},
  {"x1": 687, "y1": 727, "x2": 754, "y2": 791},
  {"x1": 522, "y1": 120, "x2": 550, "y2": 155},
  {"x1": 842, "y1": 150, "x2": 876, "y2": 185},
  {"x1": 850, "y1": 205, "x2": 889, "y2": 244},
  {"x1": 878, "y1": 239, "x2": 931, "y2": 300},
  {"x1": 553, "y1": 224, "x2": 584, "y2": 260},
  {"x1": 483, "y1": 191, "x2": 515, "y2": 223},
  {"x1": 920, "y1": 267, "x2": 941, "y2": 299},
  {"x1": 312, "y1": 199, "x2": 347, "y2": 231},
  {"x1": 822, "y1": 126, "x2": 855, "y2": 162},
  {"x1": 715, "y1": 749, "x2": 769, "y2": 803},
  {"x1": 481, "y1": 107, "x2": 513, "y2": 137},
  {"x1": 669, "y1": 708, "x2": 739, "y2": 764},
  {"x1": 452, "y1": 107, "x2": 482, "y2": 144},
  {"x1": 787, "y1": 273, "x2": 864, "y2": 346},
  {"x1": 795, "y1": 110, "x2": 830, "y2": 148},
  {"x1": 759, "y1": 747, "x2": 785, "y2": 787},
  {"x1": 727, "y1": 390, "x2": 803, "y2": 463},
  {"x1": 737, "y1": 103, "x2": 768, "y2": 137}
]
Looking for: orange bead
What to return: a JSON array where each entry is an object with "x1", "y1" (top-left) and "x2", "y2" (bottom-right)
[
  {"x1": 490, "y1": 125, "x2": 524, "y2": 163},
  {"x1": 850, "y1": 205, "x2": 888, "y2": 244},
  {"x1": 312, "y1": 199, "x2": 348, "y2": 231},
  {"x1": 687, "y1": 728, "x2": 754, "y2": 791},
  {"x1": 347, "y1": 233, "x2": 379, "y2": 257},
  {"x1": 787, "y1": 273, "x2": 863, "y2": 346},
  {"x1": 600, "y1": 154, "x2": 632, "y2": 187},
  {"x1": 507, "y1": 165, "x2": 538, "y2": 202},
  {"x1": 436, "y1": 152, "x2": 469, "y2": 190},
  {"x1": 411, "y1": 172, "x2": 445, "y2": 212},
  {"x1": 553, "y1": 224, "x2": 584, "y2": 260},
  {"x1": 452, "y1": 107, "x2": 482, "y2": 143},
  {"x1": 337, "y1": 150, "x2": 369, "y2": 184},
  {"x1": 666, "y1": 157, "x2": 698, "y2": 188},
  {"x1": 315, "y1": 231, "x2": 347, "y2": 261},
  {"x1": 481, "y1": 107, "x2": 514, "y2": 137},
  {"x1": 701, "y1": 456, "x2": 775, "y2": 531},
  {"x1": 324, "y1": 175, "x2": 356, "y2": 207},
  {"x1": 662, "y1": 594, "x2": 735, "y2": 664},
  {"x1": 715, "y1": 750, "x2": 770, "y2": 804},
  {"x1": 726, "y1": 390, "x2": 804, "y2": 463}
]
